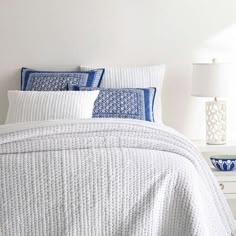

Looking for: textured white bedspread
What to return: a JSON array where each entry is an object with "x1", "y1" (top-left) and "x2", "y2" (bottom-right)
[{"x1": 0, "y1": 119, "x2": 235, "y2": 236}]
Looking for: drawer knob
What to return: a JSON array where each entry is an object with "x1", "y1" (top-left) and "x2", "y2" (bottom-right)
[{"x1": 219, "y1": 183, "x2": 224, "y2": 190}]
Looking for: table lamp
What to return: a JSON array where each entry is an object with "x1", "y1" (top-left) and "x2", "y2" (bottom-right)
[{"x1": 192, "y1": 59, "x2": 232, "y2": 145}]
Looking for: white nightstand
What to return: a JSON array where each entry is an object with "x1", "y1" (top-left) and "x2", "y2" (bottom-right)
[{"x1": 193, "y1": 140, "x2": 236, "y2": 219}]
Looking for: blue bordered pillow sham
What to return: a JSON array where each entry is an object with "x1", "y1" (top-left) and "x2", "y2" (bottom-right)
[
  {"x1": 21, "y1": 68, "x2": 105, "y2": 91},
  {"x1": 68, "y1": 84, "x2": 156, "y2": 122}
]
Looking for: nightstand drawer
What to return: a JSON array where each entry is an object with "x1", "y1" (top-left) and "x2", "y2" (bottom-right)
[{"x1": 218, "y1": 181, "x2": 236, "y2": 194}]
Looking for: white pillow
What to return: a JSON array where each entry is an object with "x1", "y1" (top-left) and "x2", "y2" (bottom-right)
[
  {"x1": 5, "y1": 90, "x2": 99, "y2": 124},
  {"x1": 79, "y1": 65, "x2": 166, "y2": 122}
]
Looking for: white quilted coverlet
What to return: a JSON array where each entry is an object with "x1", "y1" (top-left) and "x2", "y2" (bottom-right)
[{"x1": 0, "y1": 119, "x2": 235, "y2": 236}]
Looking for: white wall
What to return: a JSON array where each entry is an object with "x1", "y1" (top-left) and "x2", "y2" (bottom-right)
[{"x1": 1, "y1": 0, "x2": 236, "y2": 140}]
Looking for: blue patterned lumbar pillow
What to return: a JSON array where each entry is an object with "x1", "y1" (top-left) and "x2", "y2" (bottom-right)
[
  {"x1": 21, "y1": 68, "x2": 104, "y2": 91},
  {"x1": 68, "y1": 85, "x2": 156, "y2": 122}
]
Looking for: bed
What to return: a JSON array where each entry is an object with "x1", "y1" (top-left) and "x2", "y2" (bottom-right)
[
  {"x1": 0, "y1": 65, "x2": 235, "y2": 236},
  {"x1": 0, "y1": 119, "x2": 235, "y2": 235}
]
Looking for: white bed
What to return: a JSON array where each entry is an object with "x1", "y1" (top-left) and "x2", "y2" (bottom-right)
[
  {"x1": 0, "y1": 119, "x2": 235, "y2": 236},
  {"x1": 1, "y1": 65, "x2": 235, "y2": 235}
]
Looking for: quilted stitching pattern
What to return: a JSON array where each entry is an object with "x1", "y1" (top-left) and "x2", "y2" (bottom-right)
[{"x1": 0, "y1": 120, "x2": 235, "y2": 235}]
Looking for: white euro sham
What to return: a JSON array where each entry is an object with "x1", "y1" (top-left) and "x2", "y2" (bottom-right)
[
  {"x1": 5, "y1": 90, "x2": 99, "y2": 124},
  {"x1": 79, "y1": 65, "x2": 166, "y2": 122}
]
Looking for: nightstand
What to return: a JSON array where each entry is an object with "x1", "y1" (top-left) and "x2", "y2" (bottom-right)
[{"x1": 193, "y1": 140, "x2": 236, "y2": 219}]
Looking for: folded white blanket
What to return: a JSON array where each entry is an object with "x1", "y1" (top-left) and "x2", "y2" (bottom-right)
[{"x1": 0, "y1": 119, "x2": 235, "y2": 236}]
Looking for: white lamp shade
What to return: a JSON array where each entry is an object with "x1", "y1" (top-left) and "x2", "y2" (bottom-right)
[{"x1": 192, "y1": 63, "x2": 232, "y2": 97}]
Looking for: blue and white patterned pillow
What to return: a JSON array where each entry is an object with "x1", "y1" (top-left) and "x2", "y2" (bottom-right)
[
  {"x1": 68, "y1": 85, "x2": 156, "y2": 122},
  {"x1": 21, "y1": 68, "x2": 104, "y2": 91}
]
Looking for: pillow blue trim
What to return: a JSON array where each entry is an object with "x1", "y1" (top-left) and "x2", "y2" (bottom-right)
[
  {"x1": 85, "y1": 68, "x2": 105, "y2": 88},
  {"x1": 142, "y1": 87, "x2": 156, "y2": 122},
  {"x1": 152, "y1": 88, "x2": 157, "y2": 122},
  {"x1": 144, "y1": 88, "x2": 150, "y2": 121},
  {"x1": 143, "y1": 88, "x2": 156, "y2": 121},
  {"x1": 68, "y1": 85, "x2": 156, "y2": 122},
  {"x1": 95, "y1": 68, "x2": 105, "y2": 87},
  {"x1": 21, "y1": 67, "x2": 104, "y2": 91}
]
